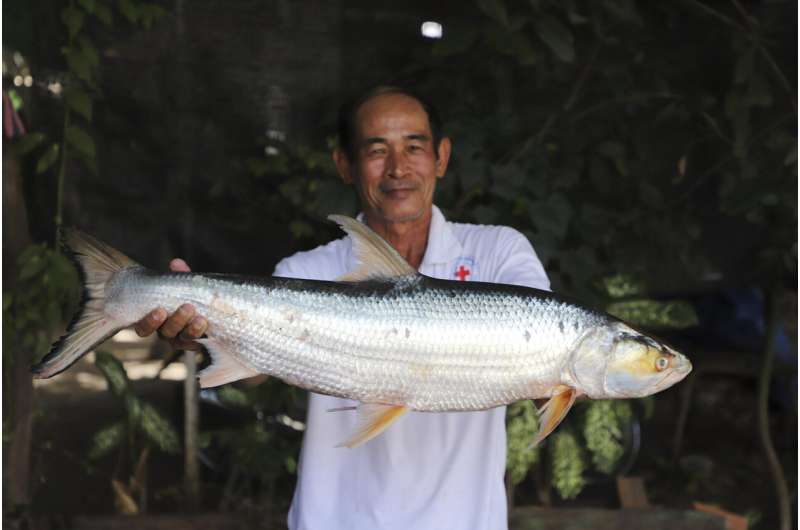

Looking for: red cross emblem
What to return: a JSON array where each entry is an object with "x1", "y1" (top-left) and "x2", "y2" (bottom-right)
[{"x1": 455, "y1": 265, "x2": 471, "y2": 281}]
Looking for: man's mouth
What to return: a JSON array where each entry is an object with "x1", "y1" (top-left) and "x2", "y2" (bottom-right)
[{"x1": 381, "y1": 183, "x2": 418, "y2": 197}]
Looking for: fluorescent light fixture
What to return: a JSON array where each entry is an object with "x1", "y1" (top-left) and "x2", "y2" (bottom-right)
[{"x1": 421, "y1": 21, "x2": 443, "y2": 39}]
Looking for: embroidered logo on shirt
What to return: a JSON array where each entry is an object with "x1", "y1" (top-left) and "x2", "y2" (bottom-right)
[{"x1": 453, "y1": 257, "x2": 477, "y2": 281}]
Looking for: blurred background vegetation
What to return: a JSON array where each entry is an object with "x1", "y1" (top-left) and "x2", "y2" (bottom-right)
[{"x1": 2, "y1": 0, "x2": 796, "y2": 529}]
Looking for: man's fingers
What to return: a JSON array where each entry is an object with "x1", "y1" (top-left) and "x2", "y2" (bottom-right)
[
  {"x1": 159, "y1": 303, "x2": 196, "y2": 339},
  {"x1": 179, "y1": 316, "x2": 208, "y2": 342},
  {"x1": 170, "y1": 258, "x2": 191, "y2": 273},
  {"x1": 134, "y1": 308, "x2": 167, "y2": 337}
]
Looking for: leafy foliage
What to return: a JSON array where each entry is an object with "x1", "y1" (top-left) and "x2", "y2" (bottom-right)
[
  {"x1": 3, "y1": 244, "x2": 79, "y2": 368},
  {"x1": 550, "y1": 430, "x2": 586, "y2": 500},
  {"x1": 583, "y1": 400, "x2": 632, "y2": 474},
  {"x1": 506, "y1": 400, "x2": 540, "y2": 485},
  {"x1": 90, "y1": 351, "x2": 180, "y2": 457}
]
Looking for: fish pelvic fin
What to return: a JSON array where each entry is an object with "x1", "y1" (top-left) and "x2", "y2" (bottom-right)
[
  {"x1": 195, "y1": 338, "x2": 260, "y2": 388},
  {"x1": 31, "y1": 229, "x2": 141, "y2": 379},
  {"x1": 327, "y1": 215, "x2": 418, "y2": 281},
  {"x1": 532, "y1": 385, "x2": 578, "y2": 446},
  {"x1": 335, "y1": 403, "x2": 409, "y2": 449}
]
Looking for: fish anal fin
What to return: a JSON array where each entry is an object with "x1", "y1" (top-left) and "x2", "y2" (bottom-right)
[
  {"x1": 328, "y1": 215, "x2": 417, "y2": 281},
  {"x1": 533, "y1": 385, "x2": 578, "y2": 446},
  {"x1": 196, "y1": 338, "x2": 259, "y2": 388},
  {"x1": 336, "y1": 403, "x2": 409, "y2": 449}
]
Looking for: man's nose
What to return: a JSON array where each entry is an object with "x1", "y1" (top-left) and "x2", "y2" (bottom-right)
[{"x1": 386, "y1": 148, "x2": 409, "y2": 177}]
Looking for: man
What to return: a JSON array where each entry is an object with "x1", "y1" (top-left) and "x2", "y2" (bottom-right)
[{"x1": 134, "y1": 86, "x2": 549, "y2": 529}]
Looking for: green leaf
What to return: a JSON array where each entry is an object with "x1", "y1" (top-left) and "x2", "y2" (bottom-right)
[
  {"x1": 94, "y1": 4, "x2": 113, "y2": 25},
  {"x1": 78, "y1": 36, "x2": 100, "y2": 68},
  {"x1": 506, "y1": 400, "x2": 540, "y2": 485},
  {"x1": 509, "y1": 31, "x2": 538, "y2": 66},
  {"x1": 139, "y1": 4, "x2": 168, "y2": 29},
  {"x1": 66, "y1": 125, "x2": 96, "y2": 159},
  {"x1": 289, "y1": 220, "x2": 313, "y2": 239},
  {"x1": 88, "y1": 421, "x2": 125, "y2": 459},
  {"x1": 606, "y1": 299, "x2": 699, "y2": 329},
  {"x1": 13, "y1": 132, "x2": 46, "y2": 156},
  {"x1": 64, "y1": 87, "x2": 92, "y2": 121},
  {"x1": 139, "y1": 403, "x2": 180, "y2": 453},
  {"x1": 95, "y1": 351, "x2": 130, "y2": 397},
  {"x1": 61, "y1": 6, "x2": 85, "y2": 40},
  {"x1": 65, "y1": 48, "x2": 92, "y2": 83},
  {"x1": 530, "y1": 193, "x2": 572, "y2": 240},
  {"x1": 534, "y1": 15, "x2": 575, "y2": 62},
  {"x1": 217, "y1": 385, "x2": 250, "y2": 408},
  {"x1": 36, "y1": 143, "x2": 60, "y2": 174},
  {"x1": 595, "y1": 140, "x2": 628, "y2": 175},
  {"x1": 118, "y1": 0, "x2": 140, "y2": 23},
  {"x1": 583, "y1": 400, "x2": 631, "y2": 474},
  {"x1": 78, "y1": 0, "x2": 96, "y2": 13}
]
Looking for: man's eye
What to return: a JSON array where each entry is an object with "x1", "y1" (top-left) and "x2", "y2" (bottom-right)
[
  {"x1": 368, "y1": 148, "x2": 386, "y2": 156},
  {"x1": 408, "y1": 144, "x2": 423, "y2": 152}
]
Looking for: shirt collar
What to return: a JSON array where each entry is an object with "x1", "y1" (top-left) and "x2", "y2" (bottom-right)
[{"x1": 353, "y1": 205, "x2": 463, "y2": 268}]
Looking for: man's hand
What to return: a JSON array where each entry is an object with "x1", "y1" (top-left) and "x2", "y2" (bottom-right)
[{"x1": 132, "y1": 258, "x2": 208, "y2": 351}]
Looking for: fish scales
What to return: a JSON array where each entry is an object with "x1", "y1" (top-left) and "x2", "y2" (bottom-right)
[{"x1": 107, "y1": 270, "x2": 607, "y2": 411}]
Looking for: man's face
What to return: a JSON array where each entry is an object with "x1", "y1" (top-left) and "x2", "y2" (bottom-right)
[{"x1": 336, "y1": 93, "x2": 451, "y2": 224}]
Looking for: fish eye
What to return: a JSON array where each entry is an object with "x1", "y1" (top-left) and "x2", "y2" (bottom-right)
[{"x1": 655, "y1": 356, "x2": 670, "y2": 371}]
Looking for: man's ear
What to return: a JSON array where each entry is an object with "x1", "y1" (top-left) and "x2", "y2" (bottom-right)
[
  {"x1": 435, "y1": 137, "x2": 452, "y2": 178},
  {"x1": 333, "y1": 148, "x2": 354, "y2": 184}
]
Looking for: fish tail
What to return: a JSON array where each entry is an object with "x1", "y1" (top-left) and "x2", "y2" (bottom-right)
[{"x1": 30, "y1": 229, "x2": 141, "y2": 379}]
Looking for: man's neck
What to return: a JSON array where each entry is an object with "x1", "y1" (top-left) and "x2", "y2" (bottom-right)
[{"x1": 363, "y1": 210, "x2": 432, "y2": 270}]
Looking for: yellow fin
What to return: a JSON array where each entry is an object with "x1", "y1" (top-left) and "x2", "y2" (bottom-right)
[
  {"x1": 336, "y1": 403, "x2": 409, "y2": 448},
  {"x1": 533, "y1": 385, "x2": 577, "y2": 446},
  {"x1": 196, "y1": 338, "x2": 260, "y2": 388},
  {"x1": 328, "y1": 215, "x2": 417, "y2": 281}
]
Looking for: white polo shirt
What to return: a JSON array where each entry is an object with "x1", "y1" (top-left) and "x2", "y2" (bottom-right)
[{"x1": 274, "y1": 205, "x2": 550, "y2": 530}]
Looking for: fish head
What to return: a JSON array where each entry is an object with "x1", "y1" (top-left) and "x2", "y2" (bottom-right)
[{"x1": 600, "y1": 324, "x2": 692, "y2": 398}]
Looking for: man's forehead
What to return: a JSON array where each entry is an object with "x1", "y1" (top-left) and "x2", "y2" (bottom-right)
[{"x1": 354, "y1": 93, "x2": 432, "y2": 137}]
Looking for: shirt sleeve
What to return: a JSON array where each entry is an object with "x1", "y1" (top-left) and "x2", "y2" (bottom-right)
[{"x1": 490, "y1": 227, "x2": 550, "y2": 291}]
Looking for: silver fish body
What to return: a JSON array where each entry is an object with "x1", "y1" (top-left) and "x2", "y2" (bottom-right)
[
  {"x1": 32, "y1": 217, "x2": 691, "y2": 446},
  {"x1": 107, "y1": 269, "x2": 610, "y2": 411}
]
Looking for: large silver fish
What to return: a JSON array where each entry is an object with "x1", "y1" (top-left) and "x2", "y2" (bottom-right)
[{"x1": 32, "y1": 216, "x2": 691, "y2": 447}]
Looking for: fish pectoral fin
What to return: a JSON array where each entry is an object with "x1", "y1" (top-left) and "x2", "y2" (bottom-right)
[
  {"x1": 195, "y1": 338, "x2": 259, "y2": 388},
  {"x1": 533, "y1": 385, "x2": 578, "y2": 446},
  {"x1": 336, "y1": 403, "x2": 409, "y2": 449},
  {"x1": 328, "y1": 215, "x2": 418, "y2": 281}
]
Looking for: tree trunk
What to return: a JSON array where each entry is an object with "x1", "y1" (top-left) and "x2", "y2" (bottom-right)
[{"x1": 3, "y1": 148, "x2": 35, "y2": 508}]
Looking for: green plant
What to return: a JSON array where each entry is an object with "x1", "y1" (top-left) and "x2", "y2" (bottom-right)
[{"x1": 87, "y1": 351, "x2": 180, "y2": 514}]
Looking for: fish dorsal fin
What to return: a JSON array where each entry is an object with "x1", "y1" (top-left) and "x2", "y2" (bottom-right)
[
  {"x1": 335, "y1": 403, "x2": 409, "y2": 448},
  {"x1": 328, "y1": 215, "x2": 417, "y2": 281},
  {"x1": 195, "y1": 337, "x2": 260, "y2": 388},
  {"x1": 532, "y1": 385, "x2": 578, "y2": 446}
]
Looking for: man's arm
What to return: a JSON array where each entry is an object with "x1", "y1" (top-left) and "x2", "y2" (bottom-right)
[{"x1": 132, "y1": 258, "x2": 208, "y2": 350}]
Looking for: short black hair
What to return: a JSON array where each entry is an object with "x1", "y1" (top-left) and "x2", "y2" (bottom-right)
[{"x1": 337, "y1": 85, "x2": 444, "y2": 161}]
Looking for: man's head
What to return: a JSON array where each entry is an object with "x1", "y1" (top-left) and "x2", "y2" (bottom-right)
[{"x1": 333, "y1": 86, "x2": 451, "y2": 225}]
